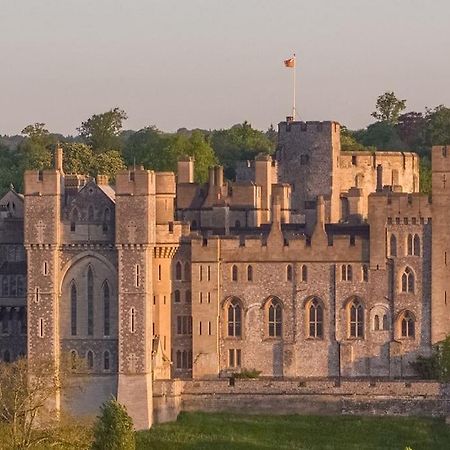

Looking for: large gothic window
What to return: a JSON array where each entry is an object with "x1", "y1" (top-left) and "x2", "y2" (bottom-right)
[
  {"x1": 87, "y1": 266, "x2": 94, "y2": 336},
  {"x1": 103, "y1": 281, "x2": 110, "y2": 336},
  {"x1": 268, "y1": 298, "x2": 282, "y2": 337},
  {"x1": 308, "y1": 298, "x2": 323, "y2": 338},
  {"x1": 175, "y1": 262, "x2": 182, "y2": 280},
  {"x1": 70, "y1": 282, "x2": 77, "y2": 336},
  {"x1": 227, "y1": 299, "x2": 242, "y2": 337},
  {"x1": 348, "y1": 299, "x2": 364, "y2": 338},
  {"x1": 400, "y1": 311, "x2": 415, "y2": 338},
  {"x1": 401, "y1": 267, "x2": 415, "y2": 293}
]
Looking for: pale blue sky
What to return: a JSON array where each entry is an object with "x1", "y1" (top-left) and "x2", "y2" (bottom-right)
[{"x1": 0, "y1": 0, "x2": 449, "y2": 135}]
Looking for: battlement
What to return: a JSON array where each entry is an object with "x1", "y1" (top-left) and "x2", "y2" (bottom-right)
[
  {"x1": 368, "y1": 191, "x2": 432, "y2": 219},
  {"x1": 278, "y1": 119, "x2": 340, "y2": 135},
  {"x1": 432, "y1": 145, "x2": 450, "y2": 172},
  {"x1": 115, "y1": 168, "x2": 156, "y2": 196},
  {"x1": 155, "y1": 172, "x2": 176, "y2": 195},
  {"x1": 24, "y1": 169, "x2": 61, "y2": 195}
]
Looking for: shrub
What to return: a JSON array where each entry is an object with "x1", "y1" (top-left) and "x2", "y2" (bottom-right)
[
  {"x1": 92, "y1": 398, "x2": 135, "y2": 450},
  {"x1": 234, "y1": 369, "x2": 261, "y2": 379}
]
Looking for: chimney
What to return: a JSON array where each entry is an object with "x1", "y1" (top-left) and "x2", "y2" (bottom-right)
[
  {"x1": 208, "y1": 167, "x2": 215, "y2": 187},
  {"x1": 96, "y1": 174, "x2": 109, "y2": 186},
  {"x1": 316, "y1": 195, "x2": 325, "y2": 228},
  {"x1": 55, "y1": 145, "x2": 63, "y2": 173},
  {"x1": 376, "y1": 164, "x2": 383, "y2": 192},
  {"x1": 214, "y1": 166, "x2": 224, "y2": 187},
  {"x1": 177, "y1": 156, "x2": 195, "y2": 183}
]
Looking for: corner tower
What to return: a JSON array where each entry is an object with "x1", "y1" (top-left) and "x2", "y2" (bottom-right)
[
  {"x1": 115, "y1": 167, "x2": 156, "y2": 429},
  {"x1": 431, "y1": 145, "x2": 450, "y2": 343}
]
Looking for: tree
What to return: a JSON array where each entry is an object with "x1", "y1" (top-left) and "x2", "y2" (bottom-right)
[
  {"x1": 0, "y1": 356, "x2": 88, "y2": 449},
  {"x1": 62, "y1": 142, "x2": 94, "y2": 174},
  {"x1": 78, "y1": 108, "x2": 128, "y2": 153},
  {"x1": 354, "y1": 121, "x2": 407, "y2": 151},
  {"x1": 424, "y1": 105, "x2": 450, "y2": 148},
  {"x1": 396, "y1": 111, "x2": 426, "y2": 153},
  {"x1": 371, "y1": 91, "x2": 406, "y2": 125},
  {"x1": 92, "y1": 398, "x2": 135, "y2": 450},
  {"x1": 90, "y1": 150, "x2": 127, "y2": 181},
  {"x1": 19, "y1": 123, "x2": 55, "y2": 171},
  {"x1": 340, "y1": 126, "x2": 375, "y2": 152}
]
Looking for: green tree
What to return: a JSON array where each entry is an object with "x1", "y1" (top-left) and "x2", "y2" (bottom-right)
[
  {"x1": 78, "y1": 108, "x2": 128, "y2": 153},
  {"x1": 90, "y1": 150, "x2": 126, "y2": 181},
  {"x1": 396, "y1": 111, "x2": 426, "y2": 153},
  {"x1": 424, "y1": 105, "x2": 450, "y2": 147},
  {"x1": 354, "y1": 121, "x2": 406, "y2": 151},
  {"x1": 210, "y1": 121, "x2": 275, "y2": 179},
  {"x1": 371, "y1": 91, "x2": 407, "y2": 125},
  {"x1": 62, "y1": 142, "x2": 94, "y2": 174},
  {"x1": 19, "y1": 123, "x2": 54, "y2": 171},
  {"x1": 0, "y1": 143, "x2": 21, "y2": 194},
  {"x1": 340, "y1": 126, "x2": 376, "y2": 152},
  {"x1": 92, "y1": 398, "x2": 135, "y2": 450}
]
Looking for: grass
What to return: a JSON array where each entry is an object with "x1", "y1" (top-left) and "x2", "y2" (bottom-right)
[{"x1": 136, "y1": 412, "x2": 450, "y2": 450}]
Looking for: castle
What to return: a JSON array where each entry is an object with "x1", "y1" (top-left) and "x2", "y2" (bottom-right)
[{"x1": 0, "y1": 118, "x2": 449, "y2": 429}]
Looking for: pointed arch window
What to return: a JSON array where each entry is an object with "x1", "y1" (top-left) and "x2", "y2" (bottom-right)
[
  {"x1": 175, "y1": 262, "x2": 182, "y2": 280},
  {"x1": 103, "y1": 351, "x2": 111, "y2": 371},
  {"x1": 227, "y1": 299, "x2": 242, "y2": 337},
  {"x1": 301, "y1": 265, "x2": 308, "y2": 282},
  {"x1": 413, "y1": 234, "x2": 421, "y2": 256},
  {"x1": 103, "y1": 281, "x2": 110, "y2": 336},
  {"x1": 286, "y1": 265, "x2": 293, "y2": 282},
  {"x1": 401, "y1": 267, "x2": 415, "y2": 293},
  {"x1": 86, "y1": 350, "x2": 94, "y2": 370},
  {"x1": 87, "y1": 266, "x2": 94, "y2": 336},
  {"x1": 308, "y1": 298, "x2": 323, "y2": 338},
  {"x1": 247, "y1": 265, "x2": 253, "y2": 282},
  {"x1": 70, "y1": 282, "x2": 77, "y2": 336},
  {"x1": 348, "y1": 299, "x2": 364, "y2": 338},
  {"x1": 407, "y1": 234, "x2": 413, "y2": 255},
  {"x1": 390, "y1": 234, "x2": 397, "y2": 257},
  {"x1": 268, "y1": 298, "x2": 282, "y2": 337},
  {"x1": 400, "y1": 311, "x2": 415, "y2": 338},
  {"x1": 232, "y1": 265, "x2": 238, "y2": 282}
]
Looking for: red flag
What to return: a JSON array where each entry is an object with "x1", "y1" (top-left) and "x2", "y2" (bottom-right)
[{"x1": 284, "y1": 57, "x2": 295, "y2": 68}]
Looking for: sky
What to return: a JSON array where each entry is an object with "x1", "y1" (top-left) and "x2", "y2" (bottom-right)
[{"x1": 0, "y1": 0, "x2": 449, "y2": 135}]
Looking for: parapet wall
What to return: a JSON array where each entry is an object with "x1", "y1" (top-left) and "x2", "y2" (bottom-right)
[{"x1": 152, "y1": 379, "x2": 450, "y2": 423}]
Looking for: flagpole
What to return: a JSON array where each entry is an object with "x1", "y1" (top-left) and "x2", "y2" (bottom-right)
[{"x1": 292, "y1": 53, "x2": 296, "y2": 119}]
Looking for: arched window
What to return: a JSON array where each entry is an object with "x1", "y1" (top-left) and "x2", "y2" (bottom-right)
[
  {"x1": 185, "y1": 290, "x2": 192, "y2": 303},
  {"x1": 174, "y1": 290, "x2": 181, "y2": 303},
  {"x1": 301, "y1": 265, "x2": 308, "y2": 282},
  {"x1": 414, "y1": 234, "x2": 421, "y2": 256},
  {"x1": 247, "y1": 265, "x2": 253, "y2": 282},
  {"x1": 232, "y1": 265, "x2": 238, "y2": 282},
  {"x1": 86, "y1": 350, "x2": 94, "y2": 370},
  {"x1": 400, "y1": 311, "x2": 415, "y2": 338},
  {"x1": 390, "y1": 234, "x2": 397, "y2": 257},
  {"x1": 341, "y1": 264, "x2": 352, "y2": 281},
  {"x1": 348, "y1": 299, "x2": 364, "y2": 338},
  {"x1": 401, "y1": 267, "x2": 415, "y2": 293},
  {"x1": 286, "y1": 265, "x2": 293, "y2": 282},
  {"x1": 70, "y1": 350, "x2": 78, "y2": 370},
  {"x1": 407, "y1": 234, "x2": 413, "y2": 256},
  {"x1": 87, "y1": 266, "x2": 94, "y2": 336},
  {"x1": 70, "y1": 282, "x2": 77, "y2": 336},
  {"x1": 103, "y1": 282, "x2": 110, "y2": 337},
  {"x1": 308, "y1": 298, "x2": 323, "y2": 338},
  {"x1": 362, "y1": 265, "x2": 369, "y2": 282},
  {"x1": 184, "y1": 262, "x2": 191, "y2": 281},
  {"x1": 227, "y1": 299, "x2": 242, "y2": 337},
  {"x1": 175, "y1": 262, "x2": 182, "y2": 280},
  {"x1": 374, "y1": 314, "x2": 380, "y2": 331},
  {"x1": 70, "y1": 208, "x2": 79, "y2": 232},
  {"x1": 103, "y1": 351, "x2": 110, "y2": 371},
  {"x1": 88, "y1": 205, "x2": 94, "y2": 221},
  {"x1": 268, "y1": 298, "x2": 282, "y2": 337}
]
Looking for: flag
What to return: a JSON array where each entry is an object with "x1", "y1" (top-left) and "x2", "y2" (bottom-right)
[{"x1": 284, "y1": 57, "x2": 295, "y2": 68}]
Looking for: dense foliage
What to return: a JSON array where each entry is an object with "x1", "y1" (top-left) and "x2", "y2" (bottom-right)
[
  {"x1": 1, "y1": 93, "x2": 450, "y2": 196},
  {"x1": 411, "y1": 335, "x2": 450, "y2": 381}
]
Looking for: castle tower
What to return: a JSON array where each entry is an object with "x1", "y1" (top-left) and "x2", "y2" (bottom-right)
[
  {"x1": 255, "y1": 154, "x2": 273, "y2": 223},
  {"x1": 24, "y1": 163, "x2": 62, "y2": 412},
  {"x1": 277, "y1": 120, "x2": 341, "y2": 222},
  {"x1": 115, "y1": 167, "x2": 156, "y2": 429},
  {"x1": 431, "y1": 145, "x2": 450, "y2": 343}
]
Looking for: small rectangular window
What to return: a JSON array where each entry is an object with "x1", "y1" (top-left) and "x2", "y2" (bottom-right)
[
  {"x1": 199, "y1": 321, "x2": 202, "y2": 335},
  {"x1": 39, "y1": 318, "x2": 44, "y2": 338},
  {"x1": 207, "y1": 265, "x2": 211, "y2": 281},
  {"x1": 208, "y1": 321, "x2": 212, "y2": 335}
]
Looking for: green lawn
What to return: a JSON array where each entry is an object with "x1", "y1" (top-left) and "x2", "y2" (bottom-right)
[{"x1": 136, "y1": 412, "x2": 450, "y2": 450}]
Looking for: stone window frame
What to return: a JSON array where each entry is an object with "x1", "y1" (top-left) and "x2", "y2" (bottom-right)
[
  {"x1": 86, "y1": 349, "x2": 94, "y2": 371},
  {"x1": 395, "y1": 309, "x2": 416, "y2": 340},
  {"x1": 247, "y1": 265, "x2": 253, "y2": 282},
  {"x1": 175, "y1": 261, "x2": 182, "y2": 281},
  {"x1": 304, "y1": 296, "x2": 324, "y2": 339},
  {"x1": 370, "y1": 304, "x2": 389, "y2": 332},
  {"x1": 341, "y1": 264, "x2": 353, "y2": 282},
  {"x1": 300, "y1": 265, "x2": 308, "y2": 283},
  {"x1": 231, "y1": 265, "x2": 238, "y2": 282},
  {"x1": 223, "y1": 297, "x2": 243, "y2": 339},
  {"x1": 361, "y1": 264, "x2": 369, "y2": 282},
  {"x1": 389, "y1": 234, "x2": 397, "y2": 257},
  {"x1": 228, "y1": 348, "x2": 242, "y2": 368},
  {"x1": 286, "y1": 264, "x2": 293, "y2": 282},
  {"x1": 345, "y1": 296, "x2": 365, "y2": 339},
  {"x1": 263, "y1": 296, "x2": 283, "y2": 339},
  {"x1": 103, "y1": 350, "x2": 111, "y2": 372},
  {"x1": 102, "y1": 280, "x2": 111, "y2": 337},
  {"x1": 400, "y1": 266, "x2": 415, "y2": 293}
]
